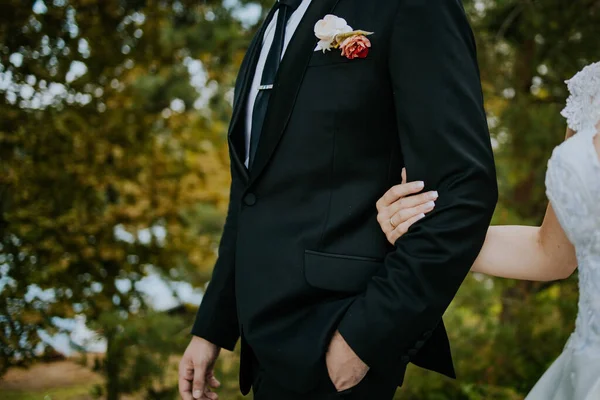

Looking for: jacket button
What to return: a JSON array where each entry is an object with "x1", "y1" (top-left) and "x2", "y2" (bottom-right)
[
  {"x1": 415, "y1": 340, "x2": 425, "y2": 349},
  {"x1": 423, "y1": 331, "x2": 432, "y2": 339},
  {"x1": 408, "y1": 349, "x2": 418, "y2": 357},
  {"x1": 400, "y1": 356, "x2": 410, "y2": 364},
  {"x1": 243, "y1": 193, "x2": 257, "y2": 206}
]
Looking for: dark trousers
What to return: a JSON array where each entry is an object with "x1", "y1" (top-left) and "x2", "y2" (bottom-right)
[{"x1": 250, "y1": 354, "x2": 399, "y2": 400}]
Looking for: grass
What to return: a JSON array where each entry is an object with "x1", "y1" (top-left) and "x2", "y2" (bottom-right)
[{"x1": 2, "y1": 384, "x2": 96, "y2": 400}]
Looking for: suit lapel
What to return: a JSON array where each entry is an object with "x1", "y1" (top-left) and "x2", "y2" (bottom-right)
[
  {"x1": 249, "y1": 0, "x2": 341, "y2": 185},
  {"x1": 228, "y1": 5, "x2": 279, "y2": 182}
]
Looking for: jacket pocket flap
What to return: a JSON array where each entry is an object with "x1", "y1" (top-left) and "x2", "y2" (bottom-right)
[{"x1": 304, "y1": 250, "x2": 383, "y2": 293}]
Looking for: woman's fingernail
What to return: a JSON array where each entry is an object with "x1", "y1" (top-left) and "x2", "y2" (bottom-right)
[
  {"x1": 425, "y1": 201, "x2": 436, "y2": 209},
  {"x1": 417, "y1": 213, "x2": 426, "y2": 219},
  {"x1": 416, "y1": 181, "x2": 425, "y2": 188},
  {"x1": 429, "y1": 191, "x2": 438, "y2": 199},
  {"x1": 193, "y1": 390, "x2": 202, "y2": 399}
]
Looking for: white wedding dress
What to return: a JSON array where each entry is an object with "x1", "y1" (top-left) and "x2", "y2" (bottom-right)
[{"x1": 526, "y1": 62, "x2": 600, "y2": 400}]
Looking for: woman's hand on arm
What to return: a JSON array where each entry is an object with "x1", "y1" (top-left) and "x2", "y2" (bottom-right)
[
  {"x1": 376, "y1": 168, "x2": 438, "y2": 244},
  {"x1": 376, "y1": 168, "x2": 577, "y2": 281}
]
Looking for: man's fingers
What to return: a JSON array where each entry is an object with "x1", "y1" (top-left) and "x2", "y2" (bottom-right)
[
  {"x1": 179, "y1": 375, "x2": 194, "y2": 400},
  {"x1": 401, "y1": 167, "x2": 407, "y2": 184},
  {"x1": 199, "y1": 384, "x2": 219, "y2": 400},
  {"x1": 379, "y1": 181, "x2": 425, "y2": 207},
  {"x1": 179, "y1": 337, "x2": 221, "y2": 400},
  {"x1": 192, "y1": 364, "x2": 207, "y2": 400},
  {"x1": 193, "y1": 368, "x2": 221, "y2": 400},
  {"x1": 180, "y1": 361, "x2": 194, "y2": 381},
  {"x1": 204, "y1": 391, "x2": 219, "y2": 400},
  {"x1": 208, "y1": 374, "x2": 221, "y2": 389},
  {"x1": 179, "y1": 358, "x2": 195, "y2": 400}
]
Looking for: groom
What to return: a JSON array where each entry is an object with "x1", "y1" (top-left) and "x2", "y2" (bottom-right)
[{"x1": 180, "y1": 0, "x2": 497, "y2": 399}]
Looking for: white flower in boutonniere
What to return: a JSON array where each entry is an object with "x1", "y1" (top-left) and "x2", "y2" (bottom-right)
[
  {"x1": 314, "y1": 14, "x2": 373, "y2": 59},
  {"x1": 314, "y1": 14, "x2": 352, "y2": 52}
]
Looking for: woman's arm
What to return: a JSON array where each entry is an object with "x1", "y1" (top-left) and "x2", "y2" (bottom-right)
[
  {"x1": 471, "y1": 205, "x2": 576, "y2": 281},
  {"x1": 377, "y1": 129, "x2": 578, "y2": 281},
  {"x1": 471, "y1": 127, "x2": 578, "y2": 280},
  {"x1": 379, "y1": 195, "x2": 577, "y2": 281}
]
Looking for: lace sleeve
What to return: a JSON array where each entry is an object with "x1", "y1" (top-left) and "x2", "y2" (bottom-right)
[{"x1": 560, "y1": 61, "x2": 600, "y2": 134}]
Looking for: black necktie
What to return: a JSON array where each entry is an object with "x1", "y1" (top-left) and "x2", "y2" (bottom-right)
[{"x1": 248, "y1": 0, "x2": 302, "y2": 169}]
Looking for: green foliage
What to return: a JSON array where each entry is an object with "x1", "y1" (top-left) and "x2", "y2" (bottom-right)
[
  {"x1": 0, "y1": 0, "x2": 237, "y2": 395},
  {"x1": 0, "y1": 0, "x2": 598, "y2": 399},
  {"x1": 89, "y1": 310, "x2": 189, "y2": 399}
]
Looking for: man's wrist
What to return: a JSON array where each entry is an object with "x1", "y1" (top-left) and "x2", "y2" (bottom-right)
[
  {"x1": 190, "y1": 321, "x2": 239, "y2": 351},
  {"x1": 192, "y1": 335, "x2": 220, "y2": 350}
]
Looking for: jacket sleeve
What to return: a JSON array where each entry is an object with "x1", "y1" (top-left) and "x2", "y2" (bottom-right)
[
  {"x1": 191, "y1": 160, "x2": 242, "y2": 350},
  {"x1": 337, "y1": 0, "x2": 498, "y2": 369}
]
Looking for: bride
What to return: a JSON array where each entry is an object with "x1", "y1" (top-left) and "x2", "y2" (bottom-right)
[{"x1": 375, "y1": 62, "x2": 600, "y2": 399}]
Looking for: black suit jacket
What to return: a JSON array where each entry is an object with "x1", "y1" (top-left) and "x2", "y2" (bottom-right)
[{"x1": 192, "y1": 0, "x2": 498, "y2": 394}]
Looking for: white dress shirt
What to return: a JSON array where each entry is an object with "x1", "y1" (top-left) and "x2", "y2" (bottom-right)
[{"x1": 244, "y1": 0, "x2": 313, "y2": 167}]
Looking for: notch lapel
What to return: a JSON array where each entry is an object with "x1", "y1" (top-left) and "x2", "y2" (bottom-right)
[
  {"x1": 228, "y1": 5, "x2": 279, "y2": 182},
  {"x1": 249, "y1": 0, "x2": 341, "y2": 185}
]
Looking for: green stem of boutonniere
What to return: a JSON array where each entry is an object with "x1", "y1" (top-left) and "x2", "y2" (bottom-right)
[{"x1": 333, "y1": 30, "x2": 374, "y2": 48}]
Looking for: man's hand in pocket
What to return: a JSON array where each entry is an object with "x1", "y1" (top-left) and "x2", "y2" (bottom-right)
[{"x1": 326, "y1": 330, "x2": 370, "y2": 392}]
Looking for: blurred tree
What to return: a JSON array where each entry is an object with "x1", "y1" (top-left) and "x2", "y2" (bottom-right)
[
  {"x1": 0, "y1": 0, "x2": 246, "y2": 397},
  {"x1": 88, "y1": 310, "x2": 189, "y2": 400}
]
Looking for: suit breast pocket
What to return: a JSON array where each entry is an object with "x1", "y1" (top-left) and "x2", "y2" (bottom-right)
[
  {"x1": 303, "y1": 250, "x2": 383, "y2": 294},
  {"x1": 301, "y1": 53, "x2": 374, "y2": 115},
  {"x1": 307, "y1": 49, "x2": 371, "y2": 68}
]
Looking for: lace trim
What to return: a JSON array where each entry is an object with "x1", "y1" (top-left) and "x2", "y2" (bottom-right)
[{"x1": 561, "y1": 61, "x2": 600, "y2": 133}]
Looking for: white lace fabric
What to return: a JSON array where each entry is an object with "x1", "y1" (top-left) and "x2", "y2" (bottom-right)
[
  {"x1": 546, "y1": 131, "x2": 600, "y2": 351},
  {"x1": 560, "y1": 61, "x2": 600, "y2": 134}
]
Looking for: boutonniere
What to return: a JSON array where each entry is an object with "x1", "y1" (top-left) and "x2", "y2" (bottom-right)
[{"x1": 314, "y1": 14, "x2": 373, "y2": 59}]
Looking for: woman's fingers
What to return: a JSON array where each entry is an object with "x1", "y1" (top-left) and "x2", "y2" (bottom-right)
[
  {"x1": 378, "y1": 190, "x2": 437, "y2": 231},
  {"x1": 387, "y1": 212, "x2": 427, "y2": 244},
  {"x1": 387, "y1": 190, "x2": 438, "y2": 216},
  {"x1": 392, "y1": 199, "x2": 436, "y2": 227},
  {"x1": 377, "y1": 180, "x2": 425, "y2": 210},
  {"x1": 376, "y1": 169, "x2": 439, "y2": 244},
  {"x1": 378, "y1": 188, "x2": 438, "y2": 244}
]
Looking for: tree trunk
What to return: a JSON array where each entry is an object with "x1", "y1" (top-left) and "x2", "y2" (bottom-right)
[{"x1": 105, "y1": 331, "x2": 120, "y2": 400}]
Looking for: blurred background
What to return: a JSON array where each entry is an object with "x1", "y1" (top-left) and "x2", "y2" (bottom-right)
[{"x1": 0, "y1": 0, "x2": 599, "y2": 399}]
